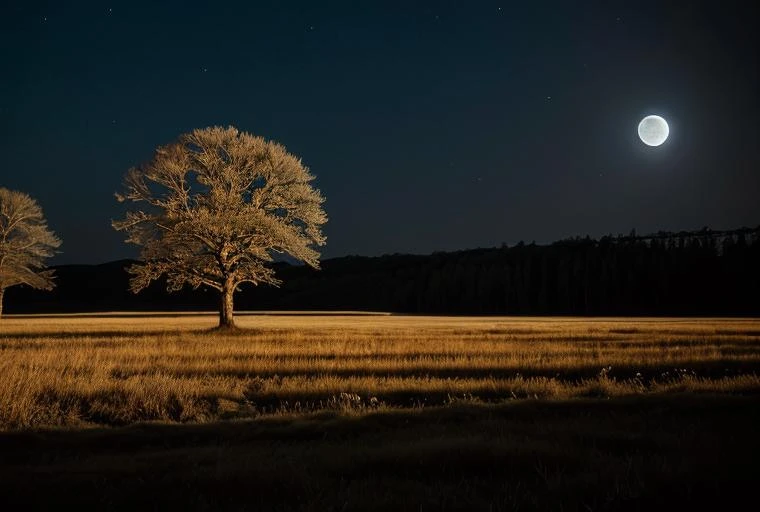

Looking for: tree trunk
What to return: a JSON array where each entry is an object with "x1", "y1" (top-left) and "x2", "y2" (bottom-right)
[
  {"x1": 219, "y1": 278, "x2": 236, "y2": 329},
  {"x1": 0, "y1": 287, "x2": 4, "y2": 318}
]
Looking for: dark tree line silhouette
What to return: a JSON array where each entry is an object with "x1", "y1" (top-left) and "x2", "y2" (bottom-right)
[{"x1": 7, "y1": 226, "x2": 760, "y2": 316}]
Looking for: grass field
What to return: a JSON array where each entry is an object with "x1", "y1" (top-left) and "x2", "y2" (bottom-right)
[{"x1": 1, "y1": 314, "x2": 759, "y2": 510}]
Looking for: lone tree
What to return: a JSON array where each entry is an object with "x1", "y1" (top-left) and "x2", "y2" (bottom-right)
[
  {"x1": 113, "y1": 126, "x2": 327, "y2": 328},
  {"x1": 0, "y1": 188, "x2": 61, "y2": 317}
]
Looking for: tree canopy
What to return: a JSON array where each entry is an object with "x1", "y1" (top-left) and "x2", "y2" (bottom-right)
[
  {"x1": 0, "y1": 187, "x2": 60, "y2": 317},
  {"x1": 113, "y1": 126, "x2": 327, "y2": 327}
]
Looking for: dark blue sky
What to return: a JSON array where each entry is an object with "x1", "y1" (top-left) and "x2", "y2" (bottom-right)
[{"x1": 1, "y1": 1, "x2": 758, "y2": 264}]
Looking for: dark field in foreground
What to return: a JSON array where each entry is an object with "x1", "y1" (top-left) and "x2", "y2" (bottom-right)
[
  {"x1": 1, "y1": 315, "x2": 758, "y2": 510},
  {"x1": 2, "y1": 395, "x2": 758, "y2": 510}
]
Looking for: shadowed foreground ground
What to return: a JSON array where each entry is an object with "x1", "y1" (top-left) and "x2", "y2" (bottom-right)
[{"x1": 2, "y1": 394, "x2": 758, "y2": 511}]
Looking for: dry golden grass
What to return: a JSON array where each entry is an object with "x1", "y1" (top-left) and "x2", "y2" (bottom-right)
[{"x1": 1, "y1": 314, "x2": 759, "y2": 430}]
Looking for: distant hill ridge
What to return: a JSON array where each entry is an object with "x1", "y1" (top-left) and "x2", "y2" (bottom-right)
[{"x1": 6, "y1": 226, "x2": 760, "y2": 315}]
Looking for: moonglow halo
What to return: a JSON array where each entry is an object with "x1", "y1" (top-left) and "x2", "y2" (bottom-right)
[{"x1": 638, "y1": 115, "x2": 669, "y2": 147}]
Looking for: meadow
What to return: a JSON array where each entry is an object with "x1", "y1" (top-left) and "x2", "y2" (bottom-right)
[{"x1": 1, "y1": 314, "x2": 759, "y2": 510}]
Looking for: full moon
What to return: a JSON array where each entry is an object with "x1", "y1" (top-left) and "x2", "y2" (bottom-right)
[{"x1": 638, "y1": 115, "x2": 669, "y2": 146}]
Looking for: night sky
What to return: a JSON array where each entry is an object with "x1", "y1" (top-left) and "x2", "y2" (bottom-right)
[{"x1": 1, "y1": 1, "x2": 758, "y2": 265}]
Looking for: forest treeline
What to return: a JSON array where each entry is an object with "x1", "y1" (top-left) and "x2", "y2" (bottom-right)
[{"x1": 7, "y1": 226, "x2": 760, "y2": 316}]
